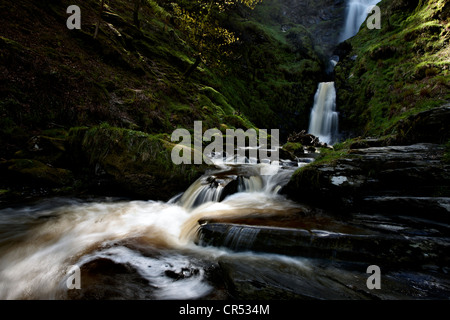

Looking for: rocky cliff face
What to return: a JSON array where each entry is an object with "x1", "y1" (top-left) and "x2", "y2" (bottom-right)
[
  {"x1": 284, "y1": 0, "x2": 450, "y2": 218},
  {"x1": 334, "y1": 0, "x2": 449, "y2": 137},
  {"x1": 277, "y1": 0, "x2": 346, "y2": 56},
  {"x1": 283, "y1": 142, "x2": 450, "y2": 215},
  {"x1": 216, "y1": 0, "x2": 347, "y2": 137},
  {"x1": 244, "y1": 0, "x2": 346, "y2": 60}
]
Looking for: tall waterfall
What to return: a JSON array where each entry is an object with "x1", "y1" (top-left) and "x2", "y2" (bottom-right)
[
  {"x1": 308, "y1": 82, "x2": 339, "y2": 145},
  {"x1": 340, "y1": 0, "x2": 382, "y2": 42},
  {"x1": 307, "y1": 0, "x2": 381, "y2": 144}
]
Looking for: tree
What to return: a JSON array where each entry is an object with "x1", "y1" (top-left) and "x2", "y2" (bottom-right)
[
  {"x1": 94, "y1": 0, "x2": 145, "y2": 37},
  {"x1": 133, "y1": 0, "x2": 141, "y2": 29},
  {"x1": 170, "y1": 0, "x2": 262, "y2": 78},
  {"x1": 94, "y1": 0, "x2": 105, "y2": 39}
]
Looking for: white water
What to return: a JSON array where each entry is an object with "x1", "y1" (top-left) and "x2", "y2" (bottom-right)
[
  {"x1": 0, "y1": 156, "x2": 309, "y2": 299},
  {"x1": 308, "y1": 82, "x2": 339, "y2": 145},
  {"x1": 340, "y1": 0, "x2": 382, "y2": 42},
  {"x1": 307, "y1": 1, "x2": 381, "y2": 145},
  {"x1": 0, "y1": 0, "x2": 385, "y2": 300}
]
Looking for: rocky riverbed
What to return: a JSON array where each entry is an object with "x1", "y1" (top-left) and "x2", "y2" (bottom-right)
[{"x1": 191, "y1": 138, "x2": 450, "y2": 300}]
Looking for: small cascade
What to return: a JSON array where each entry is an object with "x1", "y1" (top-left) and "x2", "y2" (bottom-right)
[
  {"x1": 177, "y1": 157, "x2": 307, "y2": 210},
  {"x1": 237, "y1": 176, "x2": 264, "y2": 193},
  {"x1": 223, "y1": 225, "x2": 260, "y2": 251},
  {"x1": 178, "y1": 176, "x2": 230, "y2": 210},
  {"x1": 326, "y1": 56, "x2": 340, "y2": 74},
  {"x1": 340, "y1": 0, "x2": 382, "y2": 42},
  {"x1": 307, "y1": 82, "x2": 339, "y2": 145},
  {"x1": 178, "y1": 171, "x2": 283, "y2": 210}
]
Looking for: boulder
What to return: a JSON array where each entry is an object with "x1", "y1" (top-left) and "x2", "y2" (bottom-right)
[
  {"x1": 217, "y1": 254, "x2": 450, "y2": 300},
  {"x1": 217, "y1": 255, "x2": 370, "y2": 300},
  {"x1": 65, "y1": 125, "x2": 209, "y2": 200},
  {"x1": 283, "y1": 143, "x2": 450, "y2": 220},
  {"x1": 394, "y1": 105, "x2": 450, "y2": 145},
  {"x1": 0, "y1": 159, "x2": 73, "y2": 187},
  {"x1": 197, "y1": 223, "x2": 450, "y2": 266}
]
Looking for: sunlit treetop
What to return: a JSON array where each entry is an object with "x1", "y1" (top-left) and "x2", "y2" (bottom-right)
[{"x1": 170, "y1": 0, "x2": 263, "y2": 70}]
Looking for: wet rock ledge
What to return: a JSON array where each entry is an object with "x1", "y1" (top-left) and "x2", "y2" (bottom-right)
[
  {"x1": 197, "y1": 222, "x2": 450, "y2": 266},
  {"x1": 194, "y1": 139, "x2": 450, "y2": 300},
  {"x1": 282, "y1": 143, "x2": 450, "y2": 221}
]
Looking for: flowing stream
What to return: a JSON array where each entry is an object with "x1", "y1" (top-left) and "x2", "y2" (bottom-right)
[
  {"x1": 0, "y1": 154, "x2": 311, "y2": 300},
  {"x1": 1, "y1": 0, "x2": 445, "y2": 300}
]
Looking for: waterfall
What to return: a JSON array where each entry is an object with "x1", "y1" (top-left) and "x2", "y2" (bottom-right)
[
  {"x1": 178, "y1": 163, "x2": 300, "y2": 210},
  {"x1": 178, "y1": 177, "x2": 228, "y2": 210},
  {"x1": 223, "y1": 225, "x2": 260, "y2": 251},
  {"x1": 308, "y1": 82, "x2": 339, "y2": 145},
  {"x1": 0, "y1": 158, "x2": 307, "y2": 299},
  {"x1": 339, "y1": 0, "x2": 382, "y2": 42},
  {"x1": 307, "y1": 1, "x2": 381, "y2": 145},
  {"x1": 176, "y1": 147, "x2": 313, "y2": 210}
]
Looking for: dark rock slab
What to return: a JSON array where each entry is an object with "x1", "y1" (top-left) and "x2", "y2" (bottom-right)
[
  {"x1": 197, "y1": 223, "x2": 450, "y2": 266},
  {"x1": 361, "y1": 196, "x2": 450, "y2": 222},
  {"x1": 216, "y1": 255, "x2": 450, "y2": 300},
  {"x1": 283, "y1": 143, "x2": 450, "y2": 220},
  {"x1": 217, "y1": 255, "x2": 371, "y2": 300},
  {"x1": 394, "y1": 105, "x2": 450, "y2": 145}
]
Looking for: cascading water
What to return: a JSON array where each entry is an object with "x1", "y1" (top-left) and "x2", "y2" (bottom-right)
[
  {"x1": 0, "y1": 151, "x2": 310, "y2": 300},
  {"x1": 307, "y1": 0, "x2": 381, "y2": 145},
  {"x1": 223, "y1": 225, "x2": 260, "y2": 251},
  {"x1": 307, "y1": 82, "x2": 339, "y2": 145},
  {"x1": 339, "y1": 0, "x2": 382, "y2": 42}
]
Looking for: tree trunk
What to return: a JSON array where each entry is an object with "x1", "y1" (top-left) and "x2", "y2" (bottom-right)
[
  {"x1": 93, "y1": 0, "x2": 105, "y2": 39},
  {"x1": 133, "y1": 0, "x2": 141, "y2": 29},
  {"x1": 183, "y1": 55, "x2": 202, "y2": 80}
]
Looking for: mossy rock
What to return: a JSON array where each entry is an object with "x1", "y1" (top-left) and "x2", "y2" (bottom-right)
[
  {"x1": 15, "y1": 135, "x2": 68, "y2": 166},
  {"x1": 334, "y1": 0, "x2": 450, "y2": 138},
  {"x1": 0, "y1": 159, "x2": 73, "y2": 186},
  {"x1": 444, "y1": 140, "x2": 450, "y2": 164},
  {"x1": 282, "y1": 142, "x2": 304, "y2": 157},
  {"x1": 66, "y1": 125, "x2": 210, "y2": 200}
]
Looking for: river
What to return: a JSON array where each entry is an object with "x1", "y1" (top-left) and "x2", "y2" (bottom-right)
[
  {"x1": 0, "y1": 155, "x2": 313, "y2": 299},
  {"x1": 1, "y1": 149, "x2": 449, "y2": 300}
]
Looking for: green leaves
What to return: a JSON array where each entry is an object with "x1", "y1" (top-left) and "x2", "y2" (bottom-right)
[{"x1": 170, "y1": 0, "x2": 262, "y2": 66}]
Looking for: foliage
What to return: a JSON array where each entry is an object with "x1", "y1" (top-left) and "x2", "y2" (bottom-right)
[
  {"x1": 444, "y1": 140, "x2": 450, "y2": 164},
  {"x1": 335, "y1": 0, "x2": 450, "y2": 137},
  {"x1": 170, "y1": 0, "x2": 262, "y2": 65}
]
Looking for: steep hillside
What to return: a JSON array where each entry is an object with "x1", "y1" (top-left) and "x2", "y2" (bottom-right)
[
  {"x1": 284, "y1": 0, "x2": 450, "y2": 217},
  {"x1": 335, "y1": 0, "x2": 449, "y2": 140},
  {"x1": 219, "y1": 0, "x2": 345, "y2": 134},
  {"x1": 0, "y1": 0, "x2": 342, "y2": 202},
  {"x1": 0, "y1": 0, "x2": 249, "y2": 157}
]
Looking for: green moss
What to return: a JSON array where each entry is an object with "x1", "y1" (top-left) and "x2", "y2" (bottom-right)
[
  {"x1": 200, "y1": 86, "x2": 235, "y2": 115},
  {"x1": 4, "y1": 159, "x2": 73, "y2": 186},
  {"x1": 313, "y1": 148, "x2": 356, "y2": 167},
  {"x1": 444, "y1": 140, "x2": 450, "y2": 164},
  {"x1": 291, "y1": 164, "x2": 322, "y2": 189},
  {"x1": 335, "y1": 0, "x2": 450, "y2": 138},
  {"x1": 282, "y1": 142, "x2": 304, "y2": 156},
  {"x1": 0, "y1": 36, "x2": 26, "y2": 52},
  {"x1": 67, "y1": 125, "x2": 209, "y2": 198}
]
